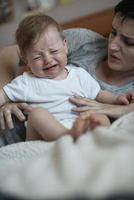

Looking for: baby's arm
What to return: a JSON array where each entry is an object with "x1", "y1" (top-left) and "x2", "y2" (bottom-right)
[
  {"x1": 0, "y1": 89, "x2": 10, "y2": 107},
  {"x1": 95, "y1": 90, "x2": 132, "y2": 105}
]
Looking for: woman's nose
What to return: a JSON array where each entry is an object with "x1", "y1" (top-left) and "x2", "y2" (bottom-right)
[{"x1": 109, "y1": 37, "x2": 121, "y2": 51}]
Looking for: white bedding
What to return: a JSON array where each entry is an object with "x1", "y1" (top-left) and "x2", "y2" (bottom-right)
[{"x1": 0, "y1": 111, "x2": 134, "y2": 199}]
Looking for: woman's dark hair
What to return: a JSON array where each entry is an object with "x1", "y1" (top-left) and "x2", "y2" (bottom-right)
[{"x1": 114, "y1": 0, "x2": 134, "y2": 19}]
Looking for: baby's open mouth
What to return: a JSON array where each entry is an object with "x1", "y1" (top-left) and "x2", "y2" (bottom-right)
[{"x1": 44, "y1": 64, "x2": 57, "y2": 70}]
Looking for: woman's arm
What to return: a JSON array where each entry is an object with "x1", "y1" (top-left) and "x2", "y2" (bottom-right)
[
  {"x1": 0, "y1": 45, "x2": 20, "y2": 88},
  {"x1": 69, "y1": 96, "x2": 134, "y2": 118},
  {"x1": 0, "y1": 45, "x2": 32, "y2": 129},
  {"x1": 0, "y1": 89, "x2": 10, "y2": 107}
]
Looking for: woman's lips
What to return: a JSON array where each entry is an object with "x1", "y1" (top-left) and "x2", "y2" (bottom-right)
[{"x1": 109, "y1": 54, "x2": 121, "y2": 62}]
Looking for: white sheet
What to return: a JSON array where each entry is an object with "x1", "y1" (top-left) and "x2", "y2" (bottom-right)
[{"x1": 0, "y1": 111, "x2": 134, "y2": 199}]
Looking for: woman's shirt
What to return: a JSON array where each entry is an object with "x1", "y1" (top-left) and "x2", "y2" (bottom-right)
[{"x1": 66, "y1": 28, "x2": 134, "y2": 94}]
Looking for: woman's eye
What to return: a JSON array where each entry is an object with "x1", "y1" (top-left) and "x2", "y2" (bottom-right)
[
  {"x1": 124, "y1": 40, "x2": 134, "y2": 46},
  {"x1": 110, "y1": 30, "x2": 117, "y2": 37},
  {"x1": 121, "y1": 36, "x2": 134, "y2": 46}
]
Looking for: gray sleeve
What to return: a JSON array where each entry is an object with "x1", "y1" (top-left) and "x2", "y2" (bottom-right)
[{"x1": 0, "y1": 116, "x2": 26, "y2": 148}]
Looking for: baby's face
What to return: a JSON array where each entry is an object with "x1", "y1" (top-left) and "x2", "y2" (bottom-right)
[{"x1": 26, "y1": 26, "x2": 68, "y2": 79}]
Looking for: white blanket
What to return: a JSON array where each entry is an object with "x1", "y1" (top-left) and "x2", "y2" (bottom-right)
[{"x1": 0, "y1": 111, "x2": 134, "y2": 199}]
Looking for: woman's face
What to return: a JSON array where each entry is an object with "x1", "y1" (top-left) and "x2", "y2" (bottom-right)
[{"x1": 108, "y1": 13, "x2": 134, "y2": 73}]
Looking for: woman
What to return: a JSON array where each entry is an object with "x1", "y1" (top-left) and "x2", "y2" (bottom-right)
[
  {"x1": 69, "y1": 0, "x2": 134, "y2": 118},
  {"x1": 0, "y1": 0, "x2": 134, "y2": 143}
]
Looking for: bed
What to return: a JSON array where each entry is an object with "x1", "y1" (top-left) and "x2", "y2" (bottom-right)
[{"x1": 0, "y1": 110, "x2": 134, "y2": 200}]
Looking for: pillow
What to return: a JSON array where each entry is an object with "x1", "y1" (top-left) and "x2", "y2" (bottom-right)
[
  {"x1": 64, "y1": 28, "x2": 107, "y2": 72},
  {"x1": 64, "y1": 28, "x2": 107, "y2": 54}
]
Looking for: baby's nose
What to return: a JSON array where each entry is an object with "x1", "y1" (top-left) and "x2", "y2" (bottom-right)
[{"x1": 43, "y1": 53, "x2": 52, "y2": 64}]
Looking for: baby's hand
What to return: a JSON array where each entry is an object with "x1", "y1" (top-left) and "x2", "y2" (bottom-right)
[
  {"x1": 128, "y1": 92, "x2": 134, "y2": 103},
  {"x1": 117, "y1": 92, "x2": 134, "y2": 105}
]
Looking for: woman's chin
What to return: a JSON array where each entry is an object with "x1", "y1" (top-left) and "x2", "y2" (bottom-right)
[
  {"x1": 108, "y1": 59, "x2": 122, "y2": 70},
  {"x1": 108, "y1": 55, "x2": 121, "y2": 65}
]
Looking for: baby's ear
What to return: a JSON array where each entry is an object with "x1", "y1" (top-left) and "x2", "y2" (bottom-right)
[
  {"x1": 19, "y1": 57, "x2": 27, "y2": 66},
  {"x1": 17, "y1": 50, "x2": 27, "y2": 66},
  {"x1": 63, "y1": 39, "x2": 68, "y2": 54}
]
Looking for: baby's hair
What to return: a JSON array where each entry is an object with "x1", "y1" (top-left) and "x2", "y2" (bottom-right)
[{"x1": 16, "y1": 14, "x2": 64, "y2": 58}]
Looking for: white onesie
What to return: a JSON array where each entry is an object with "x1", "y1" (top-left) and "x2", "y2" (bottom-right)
[{"x1": 3, "y1": 65, "x2": 100, "y2": 128}]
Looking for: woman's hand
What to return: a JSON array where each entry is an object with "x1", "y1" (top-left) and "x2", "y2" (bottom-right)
[
  {"x1": 69, "y1": 96, "x2": 134, "y2": 118},
  {"x1": 0, "y1": 102, "x2": 33, "y2": 130},
  {"x1": 69, "y1": 96, "x2": 107, "y2": 112}
]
